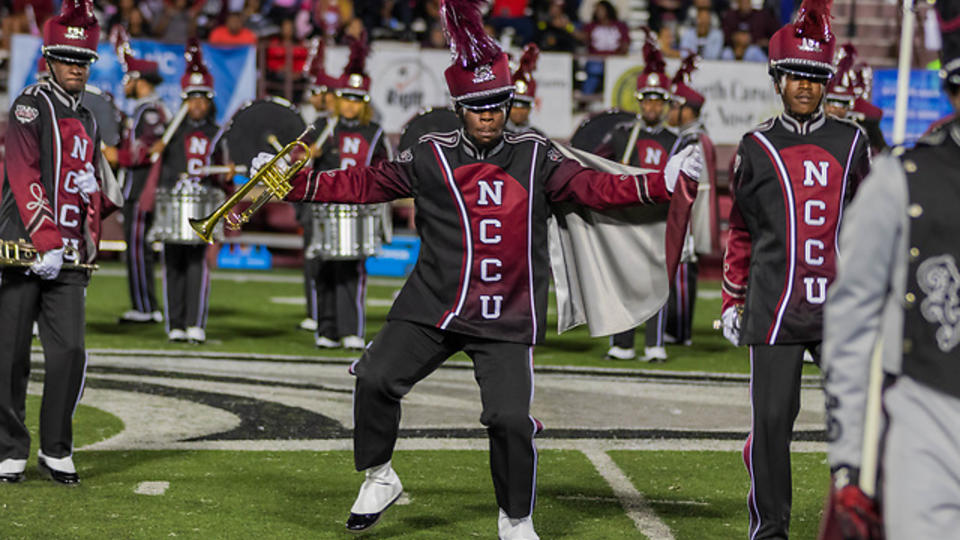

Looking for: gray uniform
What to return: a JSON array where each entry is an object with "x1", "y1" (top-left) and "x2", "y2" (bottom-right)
[{"x1": 824, "y1": 126, "x2": 960, "y2": 539}]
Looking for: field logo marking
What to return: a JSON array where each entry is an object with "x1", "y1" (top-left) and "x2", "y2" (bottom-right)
[{"x1": 135, "y1": 481, "x2": 170, "y2": 496}]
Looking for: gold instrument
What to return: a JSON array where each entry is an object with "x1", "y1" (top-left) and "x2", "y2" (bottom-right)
[
  {"x1": 189, "y1": 135, "x2": 312, "y2": 244},
  {"x1": 0, "y1": 240, "x2": 99, "y2": 271}
]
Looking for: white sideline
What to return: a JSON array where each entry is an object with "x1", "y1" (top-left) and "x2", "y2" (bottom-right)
[
  {"x1": 581, "y1": 448, "x2": 674, "y2": 540},
  {"x1": 135, "y1": 481, "x2": 169, "y2": 495}
]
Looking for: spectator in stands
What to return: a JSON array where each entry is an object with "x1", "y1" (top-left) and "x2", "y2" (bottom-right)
[
  {"x1": 658, "y1": 13, "x2": 683, "y2": 58},
  {"x1": 266, "y1": 17, "x2": 309, "y2": 74},
  {"x1": 422, "y1": 21, "x2": 447, "y2": 49},
  {"x1": 649, "y1": 0, "x2": 691, "y2": 33},
  {"x1": 536, "y1": 0, "x2": 581, "y2": 53},
  {"x1": 338, "y1": 16, "x2": 366, "y2": 44},
  {"x1": 579, "y1": 0, "x2": 630, "y2": 94},
  {"x1": 721, "y1": 0, "x2": 778, "y2": 50},
  {"x1": 1, "y1": 0, "x2": 54, "y2": 51},
  {"x1": 154, "y1": 0, "x2": 199, "y2": 42},
  {"x1": 720, "y1": 24, "x2": 767, "y2": 61},
  {"x1": 208, "y1": 9, "x2": 258, "y2": 45},
  {"x1": 489, "y1": 0, "x2": 536, "y2": 46},
  {"x1": 243, "y1": 0, "x2": 275, "y2": 37},
  {"x1": 677, "y1": 6, "x2": 724, "y2": 59},
  {"x1": 127, "y1": 5, "x2": 152, "y2": 37}
]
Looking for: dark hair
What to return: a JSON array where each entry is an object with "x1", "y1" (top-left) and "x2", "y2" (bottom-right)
[{"x1": 592, "y1": 0, "x2": 619, "y2": 23}]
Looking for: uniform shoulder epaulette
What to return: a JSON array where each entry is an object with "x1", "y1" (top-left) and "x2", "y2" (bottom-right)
[
  {"x1": 613, "y1": 120, "x2": 635, "y2": 132},
  {"x1": 419, "y1": 129, "x2": 460, "y2": 147},
  {"x1": 913, "y1": 122, "x2": 952, "y2": 148},
  {"x1": 745, "y1": 117, "x2": 776, "y2": 135},
  {"x1": 503, "y1": 130, "x2": 549, "y2": 145},
  {"x1": 21, "y1": 82, "x2": 44, "y2": 97},
  {"x1": 828, "y1": 114, "x2": 868, "y2": 137}
]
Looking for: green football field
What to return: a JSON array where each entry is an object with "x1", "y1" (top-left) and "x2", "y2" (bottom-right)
[{"x1": 4, "y1": 264, "x2": 830, "y2": 539}]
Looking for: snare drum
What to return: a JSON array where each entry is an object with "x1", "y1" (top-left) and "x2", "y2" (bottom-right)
[
  {"x1": 150, "y1": 183, "x2": 225, "y2": 244},
  {"x1": 306, "y1": 204, "x2": 382, "y2": 260}
]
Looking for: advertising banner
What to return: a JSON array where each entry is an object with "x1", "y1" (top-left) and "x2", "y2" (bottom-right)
[
  {"x1": 8, "y1": 34, "x2": 256, "y2": 124},
  {"x1": 873, "y1": 68, "x2": 952, "y2": 145}
]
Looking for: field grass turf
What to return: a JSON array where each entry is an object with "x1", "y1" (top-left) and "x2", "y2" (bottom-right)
[{"x1": 84, "y1": 264, "x2": 821, "y2": 376}]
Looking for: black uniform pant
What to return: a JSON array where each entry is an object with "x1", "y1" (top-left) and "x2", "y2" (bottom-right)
[
  {"x1": 745, "y1": 343, "x2": 820, "y2": 540},
  {"x1": 665, "y1": 261, "x2": 699, "y2": 344},
  {"x1": 123, "y1": 201, "x2": 158, "y2": 313},
  {"x1": 610, "y1": 306, "x2": 666, "y2": 350},
  {"x1": 353, "y1": 320, "x2": 538, "y2": 518},
  {"x1": 313, "y1": 259, "x2": 366, "y2": 340},
  {"x1": 162, "y1": 243, "x2": 209, "y2": 331},
  {"x1": 0, "y1": 269, "x2": 87, "y2": 462}
]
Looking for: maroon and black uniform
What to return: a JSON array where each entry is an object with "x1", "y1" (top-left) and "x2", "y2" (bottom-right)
[
  {"x1": 0, "y1": 80, "x2": 106, "y2": 465},
  {"x1": 595, "y1": 121, "x2": 681, "y2": 351},
  {"x1": 158, "y1": 116, "x2": 221, "y2": 334},
  {"x1": 722, "y1": 111, "x2": 870, "y2": 539},
  {"x1": 310, "y1": 118, "x2": 391, "y2": 341},
  {"x1": 284, "y1": 128, "x2": 673, "y2": 517},
  {"x1": 117, "y1": 97, "x2": 168, "y2": 317}
]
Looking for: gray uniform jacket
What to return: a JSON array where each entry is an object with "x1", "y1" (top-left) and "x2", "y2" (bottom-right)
[{"x1": 823, "y1": 152, "x2": 908, "y2": 469}]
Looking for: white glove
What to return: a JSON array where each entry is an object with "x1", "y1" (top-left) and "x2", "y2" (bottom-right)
[
  {"x1": 74, "y1": 163, "x2": 99, "y2": 202},
  {"x1": 663, "y1": 145, "x2": 704, "y2": 193},
  {"x1": 721, "y1": 306, "x2": 741, "y2": 346},
  {"x1": 30, "y1": 247, "x2": 65, "y2": 280},
  {"x1": 250, "y1": 152, "x2": 288, "y2": 178}
]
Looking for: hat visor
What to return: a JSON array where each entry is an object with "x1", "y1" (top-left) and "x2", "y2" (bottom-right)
[
  {"x1": 772, "y1": 63, "x2": 833, "y2": 82},
  {"x1": 635, "y1": 89, "x2": 671, "y2": 100},
  {"x1": 511, "y1": 95, "x2": 534, "y2": 107},
  {"x1": 43, "y1": 47, "x2": 98, "y2": 65},
  {"x1": 458, "y1": 90, "x2": 515, "y2": 111},
  {"x1": 335, "y1": 89, "x2": 370, "y2": 102}
]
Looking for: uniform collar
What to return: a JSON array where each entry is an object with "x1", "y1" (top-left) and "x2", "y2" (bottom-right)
[
  {"x1": 640, "y1": 121, "x2": 664, "y2": 134},
  {"x1": 779, "y1": 109, "x2": 826, "y2": 135},
  {"x1": 460, "y1": 129, "x2": 505, "y2": 160},
  {"x1": 44, "y1": 79, "x2": 83, "y2": 111},
  {"x1": 131, "y1": 95, "x2": 163, "y2": 110},
  {"x1": 339, "y1": 117, "x2": 362, "y2": 129},
  {"x1": 679, "y1": 121, "x2": 704, "y2": 137}
]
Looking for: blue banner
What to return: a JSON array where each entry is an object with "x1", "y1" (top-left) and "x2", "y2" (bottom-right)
[
  {"x1": 873, "y1": 68, "x2": 953, "y2": 146},
  {"x1": 8, "y1": 34, "x2": 256, "y2": 124}
]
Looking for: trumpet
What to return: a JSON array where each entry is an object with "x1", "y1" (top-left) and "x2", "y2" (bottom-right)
[
  {"x1": 0, "y1": 240, "x2": 98, "y2": 271},
  {"x1": 189, "y1": 132, "x2": 314, "y2": 244}
]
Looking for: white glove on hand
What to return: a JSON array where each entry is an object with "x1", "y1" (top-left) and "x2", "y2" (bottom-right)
[
  {"x1": 250, "y1": 152, "x2": 289, "y2": 178},
  {"x1": 30, "y1": 247, "x2": 65, "y2": 280},
  {"x1": 721, "y1": 306, "x2": 741, "y2": 346},
  {"x1": 74, "y1": 163, "x2": 99, "y2": 202},
  {"x1": 663, "y1": 145, "x2": 704, "y2": 193}
]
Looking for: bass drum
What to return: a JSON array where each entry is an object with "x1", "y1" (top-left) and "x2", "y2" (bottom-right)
[
  {"x1": 213, "y1": 97, "x2": 307, "y2": 169},
  {"x1": 150, "y1": 182, "x2": 226, "y2": 244},
  {"x1": 398, "y1": 107, "x2": 460, "y2": 151},
  {"x1": 569, "y1": 109, "x2": 636, "y2": 151},
  {"x1": 306, "y1": 204, "x2": 383, "y2": 260}
]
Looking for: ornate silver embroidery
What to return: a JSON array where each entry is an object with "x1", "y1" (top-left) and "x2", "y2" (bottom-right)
[{"x1": 917, "y1": 254, "x2": 960, "y2": 352}]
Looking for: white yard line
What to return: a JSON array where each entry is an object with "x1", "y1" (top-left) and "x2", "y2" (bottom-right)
[
  {"x1": 134, "y1": 481, "x2": 170, "y2": 495},
  {"x1": 581, "y1": 448, "x2": 675, "y2": 540},
  {"x1": 95, "y1": 267, "x2": 402, "y2": 287}
]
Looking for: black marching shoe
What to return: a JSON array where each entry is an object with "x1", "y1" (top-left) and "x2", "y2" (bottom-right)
[
  {"x1": 0, "y1": 471, "x2": 24, "y2": 483},
  {"x1": 345, "y1": 461, "x2": 403, "y2": 533},
  {"x1": 38, "y1": 454, "x2": 79, "y2": 485}
]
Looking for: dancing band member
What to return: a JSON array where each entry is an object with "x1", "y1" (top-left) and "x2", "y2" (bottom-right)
[
  {"x1": 156, "y1": 41, "x2": 221, "y2": 344},
  {"x1": 596, "y1": 36, "x2": 681, "y2": 362},
  {"x1": 822, "y1": 2, "x2": 960, "y2": 537},
  {"x1": 116, "y1": 34, "x2": 168, "y2": 324},
  {"x1": 309, "y1": 35, "x2": 390, "y2": 350},
  {"x1": 252, "y1": 0, "x2": 702, "y2": 535},
  {"x1": 0, "y1": 0, "x2": 109, "y2": 485},
  {"x1": 665, "y1": 53, "x2": 718, "y2": 346},
  {"x1": 719, "y1": 0, "x2": 871, "y2": 536}
]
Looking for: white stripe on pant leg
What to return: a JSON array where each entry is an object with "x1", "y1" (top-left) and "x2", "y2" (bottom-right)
[
  {"x1": 130, "y1": 203, "x2": 143, "y2": 312},
  {"x1": 527, "y1": 346, "x2": 538, "y2": 517},
  {"x1": 355, "y1": 260, "x2": 366, "y2": 337},
  {"x1": 198, "y1": 252, "x2": 210, "y2": 328},
  {"x1": 161, "y1": 247, "x2": 170, "y2": 333},
  {"x1": 136, "y1": 207, "x2": 151, "y2": 311},
  {"x1": 748, "y1": 346, "x2": 761, "y2": 540},
  {"x1": 581, "y1": 448, "x2": 674, "y2": 540}
]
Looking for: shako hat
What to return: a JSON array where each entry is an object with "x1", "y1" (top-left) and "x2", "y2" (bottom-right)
[
  {"x1": 304, "y1": 38, "x2": 339, "y2": 94},
  {"x1": 825, "y1": 43, "x2": 858, "y2": 105},
  {"x1": 937, "y1": 0, "x2": 960, "y2": 86},
  {"x1": 441, "y1": 0, "x2": 514, "y2": 110},
  {"x1": 112, "y1": 25, "x2": 162, "y2": 84},
  {"x1": 636, "y1": 31, "x2": 672, "y2": 100},
  {"x1": 671, "y1": 52, "x2": 705, "y2": 109},
  {"x1": 180, "y1": 39, "x2": 214, "y2": 98},
  {"x1": 42, "y1": 0, "x2": 100, "y2": 64},
  {"x1": 768, "y1": 0, "x2": 836, "y2": 81},
  {"x1": 336, "y1": 33, "x2": 372, "y2": 101},
  {"x1": 511, "y1": 43, "x2": 540, "y2": 105}
]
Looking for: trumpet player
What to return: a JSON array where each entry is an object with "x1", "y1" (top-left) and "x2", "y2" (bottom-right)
[
  {"x1": 309, "y1": 34, "x2": 391, "y2": 350},
  {"x1": 0, "y1": 0, "x2": 110, "y2": 485},
  {"x1": 154, "y1": 41, "x2": 223, "y2": 344}
]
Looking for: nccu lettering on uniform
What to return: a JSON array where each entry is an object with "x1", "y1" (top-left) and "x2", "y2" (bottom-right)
[
  {"x1": 286, "y1": 129, "x2": 673, "y2": 345},
  {"x1": 724, "y1": 114, "x2": 870, "y2": 345}
]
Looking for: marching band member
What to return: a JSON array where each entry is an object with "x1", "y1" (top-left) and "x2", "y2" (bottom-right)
[
  {"x1": 251, "y1": 0, "x2": 702, "y2": 534},
  {"x1": 506, "y1": 44, "x2": 544, "y2": 136},
  {"x1": 155, "y1": 41, "x2": 222, "y2": 344},
  {"x1": 719, "y1": 0, "x2": 871, "y2": 536},
  {"x1": 310, "y1": 34, "x2": 391, "y2": 350},
  {"x1": 297, "y1": 37, "x2": 339, "y2": 334},
  {"x1": 665, "y1": 53, "x2": 718, "y2": 346},
  {"x1": 115, "y1": 31, "x2": 168, "y2": 324},
  {"x1": 0, "y1": 0, "x2": 114, "y2": 485},
  {"x1": 595, "y1": 35, "x2": 682, "y2": 362}
]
